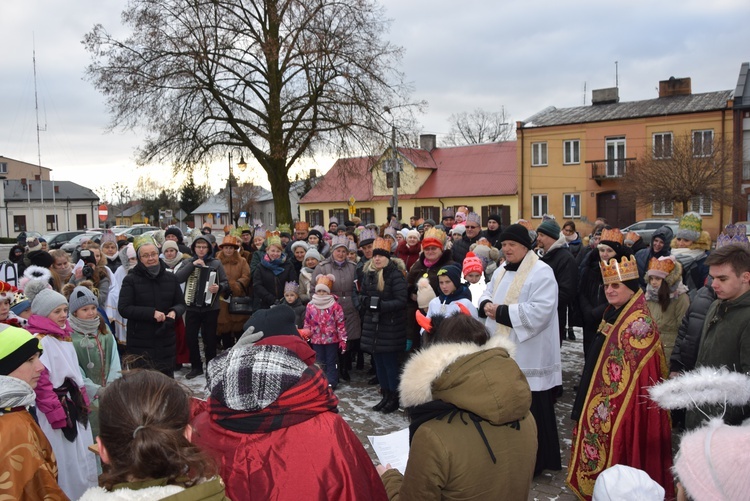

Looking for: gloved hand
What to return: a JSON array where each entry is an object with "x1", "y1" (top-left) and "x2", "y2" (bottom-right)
[
  {"x1": 405, "y1": 339, "x2": 413, "y2": 352},
  {"x1": 339, "y1": 339, "x2": 348, "y2": 352}
]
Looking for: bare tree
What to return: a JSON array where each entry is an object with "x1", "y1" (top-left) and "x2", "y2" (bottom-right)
[
  {"x1": 232, "y1": 181, "x2": 264, "y2": 227},
  {"x1": 619, "y1": 132, "x2": 736, "y2": 214},
  {"x1": 444, "y1": 108, "x2": 514, "y2": 146},
  {"x1": 83, "y1": 0, "x2": 417, "y2": 225}
]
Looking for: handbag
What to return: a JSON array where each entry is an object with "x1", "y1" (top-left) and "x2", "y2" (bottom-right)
[
  {"x1": 229, "y1": 295, "x2": 254, "y2": 315},
  {"x1": 228, "y1": 283, "x2": 253, "y2": 315}
]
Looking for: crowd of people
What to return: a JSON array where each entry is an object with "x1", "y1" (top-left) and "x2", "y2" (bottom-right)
[{"x1": 1, "y1": 208, "x2": 749, "y2": 500}]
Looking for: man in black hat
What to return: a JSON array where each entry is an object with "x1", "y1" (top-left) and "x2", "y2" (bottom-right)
[
  {"x1": 165, "y1": 226, "x2": 192, "y2": 254},
  {"x1": 478, "y1": 223, "x2": 562, "y2": 476}
]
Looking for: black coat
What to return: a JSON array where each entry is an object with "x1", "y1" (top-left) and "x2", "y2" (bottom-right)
[
  {"x1": 670, "y1": 283, "x2": 716, "y2": 373},
  {"x1": 253, "y1": 258, "x2": 298, "y2": 310},
  {"x1": 540, "y1": 242, "x2": 578, "y2": 319},
  {"x1": 451, "y1": 234, "x2": 481, "y2": 265},
  {"x1": 174, "y1": 246, "x2": 230, "y2": 312},
  {"x1": 357, "y1": 260, "x2": 408, "y2": 354},
  {"x1": 118, "y1": 261, "x2": 186, "y2": 372},
  {"x1": 577, "y1": 250, "x2": 608, "y2": 330}
]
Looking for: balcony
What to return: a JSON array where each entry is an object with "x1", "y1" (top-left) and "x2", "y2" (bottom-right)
[{"x1": 587, "y1": 157, "x2": 635, "y2": 186}]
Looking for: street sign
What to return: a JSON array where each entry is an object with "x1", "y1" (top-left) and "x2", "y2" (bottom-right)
[
  {"x1": 98, "y1": 204, "x2": 108, "y2": 222},
  {"x1": 240, "y1": 211, "x2": 247, "y2": 218}
]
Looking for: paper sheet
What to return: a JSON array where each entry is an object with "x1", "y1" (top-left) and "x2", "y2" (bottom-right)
[{"x1": 367, "y1": 427, "x2": 410, "y2": 475}]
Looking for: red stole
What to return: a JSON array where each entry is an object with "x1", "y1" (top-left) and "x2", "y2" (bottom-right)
[{"x1": 567, "y1": 290, "x2": 674, "y2": 500}]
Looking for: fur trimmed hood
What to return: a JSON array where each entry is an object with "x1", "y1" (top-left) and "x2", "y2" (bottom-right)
[{"x1": 399, "y1": 336, "x2": 532, "y2": 425}]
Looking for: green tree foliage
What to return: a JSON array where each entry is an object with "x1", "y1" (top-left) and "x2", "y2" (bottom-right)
[{"x1": 180, "y1": 173, "x2": 207, "y2": 216}]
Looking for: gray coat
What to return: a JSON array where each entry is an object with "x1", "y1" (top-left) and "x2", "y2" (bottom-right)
[{"x1": 312, "y1": 258, "x2": 361, "y2": 341}]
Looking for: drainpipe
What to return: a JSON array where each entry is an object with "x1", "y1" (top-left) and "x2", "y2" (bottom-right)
[
  {"x1": 518, "y1": 122, "x2": 524, "y2": 219},
  {"x1": 720, "y1": 108, "x2": 726, "y2": 230}
]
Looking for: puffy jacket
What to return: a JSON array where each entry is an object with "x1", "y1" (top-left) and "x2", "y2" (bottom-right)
[
  {"x1": 539, "y1": 236, "x2": 578, "y2": 313},
  {"x1": 118, "y1": 260, "x2": 186, "y2": 372},
  {"x1": 357, "y1": 259, "x2": 408, "y2": 354},
  {"x1": 670, "y1": 283, "x2": 715, "y2": 373},
  {"x1": 312, "y1": 258, "x2": 361, "y2": 341},
  {"x1": 394, "y1": 240, "x2": 420, "y2": 271},
  {"x1": 451, "y1": 234, "x2": 481, "y2": 265},
  {"x1": 253, "y1": 256, "x2": 297, "y2": 310}
]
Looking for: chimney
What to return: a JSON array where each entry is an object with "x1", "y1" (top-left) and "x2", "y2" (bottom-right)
[
  {"x1": 34, "y1": 174, "x2": 40, "y2": 181},
  {"x1": 420, "y1": 134, "x2": 437, "y2": 151},
  {"x1": 659, "y1": 77, "x2": 691, "y2": 98},
  {"x1": 591, "y1": 87, "x2": 619, "y2": 105},
  {"x1": 54, "y1": 185, "x2": 59, "y2": 194}
]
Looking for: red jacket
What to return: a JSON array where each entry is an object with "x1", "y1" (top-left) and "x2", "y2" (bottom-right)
[
  {"x1": 190, "y1": 398, "x2": 387, "y2": 501},
  {"x1": 395, "y1": 241, "x2": 420, "y2": 272}
]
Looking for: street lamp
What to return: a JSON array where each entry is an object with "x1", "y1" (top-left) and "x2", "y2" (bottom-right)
[{"x1": 228, "y1": 149, "x2": 248, "y2": 227}]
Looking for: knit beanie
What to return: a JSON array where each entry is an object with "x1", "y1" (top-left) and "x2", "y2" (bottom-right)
[
  {"x1": 423, "y1": 218, "x2": 437, "y2": 227},
  {"x1": 451, "y1": 224, "x2": 466, "y2": 236},
  {"x1": 674, "y1": 420, "x2": 750, "y2": 501},
  {"x1": 536, "y1": 219, "x2": 561, "y2": 240},
  {"x1": 243, "y1": 304, "x2": 300, "y2": 337},
  {"x1": 0, "y1": 324, "x2": 42, "y2": 376},
  {"x1": 307, "y1": 229, "x2": 323, "y2": 241},
  {"x1": 165, "y1": 226, "x2": 184, "y2": 243},
  {"x1": 487, "y1": 214, "x2": 502, "y2": 225},
  {"x1": 499, "y1": 223, "x2": 532, "y2": 249},
  {"x1": 162, "y1": 240, "x2": 179, "y2": 253},
  {"x1": 462, "y1": 252, "x2": 484, "y2": 276},
  {"x1": 207, "y1": 344, "x2": 307, "y2": 412},
  {"x1": 592, "y1": 464, "x2": 665, "y2": 501},
  {"x1": 303, "y1": 247, "x2": 323, "y2": 264},
  {"x1": 416, "y1": 276, "x2": 437, "y2": 309},
  {"x1": 437, "y1": 264, "x2": 462, "y2": 290},
  {"x1": 315, "y1": 274, "x2": 335, "y2": 293},
  {"x1": 676, "y1": 212, "x2": 702, "y2": 242},
  {"x1": 68, "y1": 286, "x2": 99, "y2": 316},
  {"x1": 29, "y1": 251, "x2": 55, "y2": 269},
  {"x1": 30, "y1": 287, "x2": 68, "y2": 318},
  {"x1": 406, "y1": 229, "x2": 420, "y2": 240},
  {"x1": 291, "y1": 240, "x2": 310, "y2": 253}
]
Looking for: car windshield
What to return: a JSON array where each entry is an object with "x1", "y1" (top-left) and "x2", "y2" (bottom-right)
[{"x1": 41, "y1": 233, "x2": 60, "y2": 242}]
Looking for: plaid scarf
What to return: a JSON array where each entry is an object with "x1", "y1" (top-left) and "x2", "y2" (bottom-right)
[{"x1": 209, "y1": 365, "x2": 338, "y2": 434}]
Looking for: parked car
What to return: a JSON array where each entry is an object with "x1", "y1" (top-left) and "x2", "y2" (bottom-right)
[
  {"x1": 61, "y1": 231, "x2": 104, "y2": 253},
  {"x1": 16, "y1": 231, "x2": 42, "y2": 247},
  {"x1": 116, "y1": 225, "x2": 160, "y2": 238},
  {"x1": 621, "y1": 219, "x2": 679, "y2": 245},
  {"x1": 41, "y1": 230, "x2": 86, "y2": 250}
]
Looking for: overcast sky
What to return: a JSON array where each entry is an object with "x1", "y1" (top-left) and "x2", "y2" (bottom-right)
[{"x1": 2, "y1": 0, "x2": 749, "y2": 201}]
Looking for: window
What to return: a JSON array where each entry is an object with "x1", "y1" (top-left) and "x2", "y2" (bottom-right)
[
  {"x1": 356, "y1": 208, "x2": 374, "y2": 225},
  {"x1": 693, "y1": 130, "x2": 713, "y2": 157},
  {"x1": 13, "y1": 216, "x2": 26, "y2": 232},
  {"x1": 386, "y1": 172, "x2": 401, "y2": 189},
  {"x1": 691, "y1": 195, "x2": 712, "y2": 215},
  {"x1": 419, "y1": 206, "x2": 440, "y2": 222},
  {"x1": 605, "y1": 137, "x2": 626, "y2": 177},
  {"x1": 75, "y1": 214, "x2": 87, "y2": 231},
  {"x1": 0, "y1": 162, "x2": 7, "y2": 174},
  {"x1": 653, "y1": 132, "x2": 673, "y2": 159},
  {"x1": 531, "y1": 195, "x2": 548, "y2": 218},
  {"x1": 481, "y1": 205, "x2": 509, "y2": 227},
  {"x1": 329, "y1": 208, "x2": 348, "y2": 225},
  {"x1": 305, "y1": 209, "x2": 323, "y2": 226},
  {"x1": 563, "y1": 193, "x2": 581, "y2": 218},
  {"x1": 652, "y1": 200, "x2": 674, "y2": 216},
  {"x1": 386, "y1": 207, "x2": 403, "y2": 222},
  {"x1": 563, "y1": 140, "x2": 580, "y2": 164},
  {"x1": 46, "y1": 215, "x2": 58, "y2": 231},
  {"x1": 531, "y1": 142, "x2": 548, "y2": 166}
]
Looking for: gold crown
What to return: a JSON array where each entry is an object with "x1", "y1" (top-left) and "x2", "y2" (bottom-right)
[
  {"x1": 599, "y1": 228, "x2": 623, "y2": 245},
  {"x1": 647, "y1": 256, "x2": 676, "y2": 276},
  {"x1": 315, "y1": 274, "x2": 335, "y2": 291},
  {"x1": 295, "y1": 221, "x2": 309, "y2": 231},
  {"x1": 423, "y1": 227, "x2": 447, "y2": 245},
  {"x1": 624, "y1": 231, "x2": 640, "y2": 243},
  {"x1": 600, "y1": 255, "x2": 639, "y2": 284},
  {"x1": 372, "y1": 237, "x2": 392, "y2": 255},
  {"x1": 265, "y1": 230, "x2": 282, "y2": 249}
]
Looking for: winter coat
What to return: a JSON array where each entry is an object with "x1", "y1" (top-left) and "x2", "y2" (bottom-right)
[
  {"x1": 356, "y1": 259, "x2": 408, "y2": 354},
  {"x1": 217, "y1": 250, "x2": 252, "y2": 334},
  {"x1": 189, "y1": 394, "x2": 387, "y2": 501},
  {"x1": 79, "y1": 477, "x2": 228, "y2": 501},
  {"x1": 686, "y1": 288, "x2": 750, "y2": 429},
  {"x1": 451, "y1": 234, "x2": 481, "y2": 265},
  {"x1": 647, "y1": 293, "x2": 690, "y2": 361},
  {"x1": 483, "y1": 228, "x2": 503, "y2": 250},
  {"x1": 312, "y1": 258, "x2": 361, "y2": 341},
  {"x1": 0, "y1": 376, "x2": 68, "y2": 501},
  {"x1": 298, "y1": 267, "x2": 315, "y2": 304},
  {"x1": 670, "y1": 283, "x2": 716, "y2": 373},
  {"x1": 381, "y1": 336, "x2": 537, "y2": 500},
  {"x1": 566, "y1": 233, "x2": 583, "y2": 258},
  {"x1": 253, "y1": 255, "x2": 297, "y2": 310},
  {"x1": 539, "y1": 236, "x2": 578, "y2": 323},
  {"x1": 174, "y1": 239, "x2": 230, "y2": 312},
  {"x1": 405, "y1": 249, "x2": 456, "y2": 347},
  {"x1": 118, "y1": 260, "x2": 186, "y2": 372},
  {"x1": 635, "y1": 225, "x2": 674, "y2": 290},
  {"x1": 394, "y1": 240, "x2": 420, "y2": 272},
  {"x1": 671, "y1": 231, "x2": 711, "y2": 295},
  {"x1": 284, "y1": 297, "x2": 306, "y2": 328},
  {"x1": 578, "y1": 249, "x2": 608, "y2": 330},
  {"x1": 304, "y1": 299, "x2": 347, "y2": 345}
]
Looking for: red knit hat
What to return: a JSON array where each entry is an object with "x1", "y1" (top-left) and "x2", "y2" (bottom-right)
[{"x1": 462, "y1": 252, "x2": 484, "y2": 276}]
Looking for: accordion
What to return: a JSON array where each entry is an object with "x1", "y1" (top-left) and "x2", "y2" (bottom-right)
[{"x1": 184, "y1": 266, "x2": 217, "y2": 307}]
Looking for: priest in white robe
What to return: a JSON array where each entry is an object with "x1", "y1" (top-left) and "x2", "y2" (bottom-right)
[{"x1": 478, "y1": 223, "x2": 562, "y2": 476}]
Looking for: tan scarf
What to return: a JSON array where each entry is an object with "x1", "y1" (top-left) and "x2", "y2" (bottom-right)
[{"x1": 491, "y1": 250, "x2": 539, "y2": 339}]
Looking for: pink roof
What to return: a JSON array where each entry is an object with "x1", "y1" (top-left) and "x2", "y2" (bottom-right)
[{"x1": 300, "y1": 141, "x2": 517, "y2": 204}]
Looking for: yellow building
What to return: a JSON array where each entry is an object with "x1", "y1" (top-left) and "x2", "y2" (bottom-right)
[
  {"x1": 518, "y1": 78, "x2": 734, "y2": 238},
  {"x1": 299, "y1": 135, "x2": 517, "y2": 228}
]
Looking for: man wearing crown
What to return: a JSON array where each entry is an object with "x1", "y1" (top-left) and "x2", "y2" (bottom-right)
[{"x1": 567, "y1": 250, "x2": 674, "y2": 500}]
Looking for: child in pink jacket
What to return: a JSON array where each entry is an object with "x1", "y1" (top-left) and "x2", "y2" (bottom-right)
[{"x1": 304, "y1": 274, "x2": 347, "y2": 389}]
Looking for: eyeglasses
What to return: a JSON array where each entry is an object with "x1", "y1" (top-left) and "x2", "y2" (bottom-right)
[
  {"x1": 465, "y1": 225, "x2": 479, "y2": 229},
  {"x1": 140, "y1": 252, "x2": 159, "y2": 259}
]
